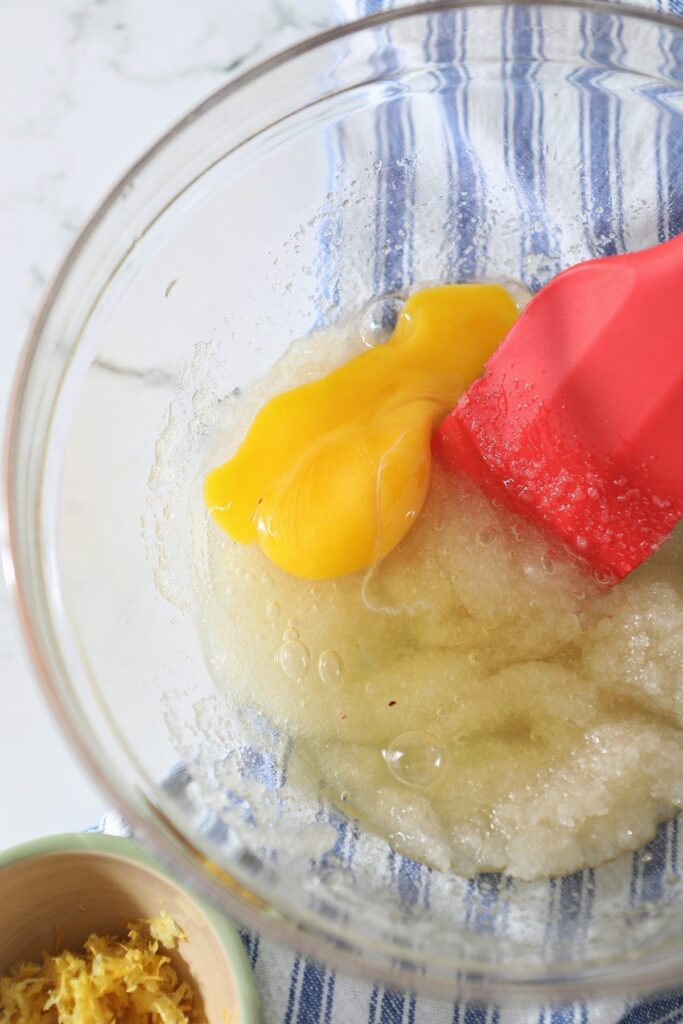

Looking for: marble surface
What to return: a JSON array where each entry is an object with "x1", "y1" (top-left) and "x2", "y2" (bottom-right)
[{"x1": 0, "y1": 0, "x2": 335, "y2": 850}]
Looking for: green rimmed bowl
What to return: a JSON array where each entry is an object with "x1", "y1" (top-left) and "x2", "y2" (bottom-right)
[{"x1": 0, "y1": 832, "x2": 259, "y2": 1023}]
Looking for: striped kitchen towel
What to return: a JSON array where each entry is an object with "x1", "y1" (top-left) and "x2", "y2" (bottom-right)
[
  {"x1": 244, "y1": 2, "x2": 683, "y2": 1020},
  {"x1": 107, "y1": 1, "x2": 683, "y2": 1020}
]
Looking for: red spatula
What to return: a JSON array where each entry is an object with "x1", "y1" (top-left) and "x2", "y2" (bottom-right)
[{"x1": 433, "y1": 233, "x2": 683, "y2": 582}]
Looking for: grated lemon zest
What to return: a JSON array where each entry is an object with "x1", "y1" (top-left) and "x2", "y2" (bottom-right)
[{"x1": 0, "y1": 914, "x2": 202, "y2": 1024}]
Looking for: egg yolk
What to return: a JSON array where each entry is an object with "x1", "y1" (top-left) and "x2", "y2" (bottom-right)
[{"x1": 204, "y1": 283, "x2": 518, "y2": 579}]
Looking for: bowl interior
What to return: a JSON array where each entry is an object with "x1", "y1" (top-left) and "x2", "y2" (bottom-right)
[{"x1": 9, "y1": 0, "x2": 683, "y2": 1001}]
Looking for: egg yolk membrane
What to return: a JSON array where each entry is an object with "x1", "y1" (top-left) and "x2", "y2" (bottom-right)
[{"x1": 205, "y1": 284, "x2": 518, "y2": 579}]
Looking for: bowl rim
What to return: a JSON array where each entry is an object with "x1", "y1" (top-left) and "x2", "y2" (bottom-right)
[
  {"x1": 0, "y1": 832, "x2": 260, "y2": 1024},
  {"x1": 5, "y1": 0, "x2": 683, "y2": 1003}
]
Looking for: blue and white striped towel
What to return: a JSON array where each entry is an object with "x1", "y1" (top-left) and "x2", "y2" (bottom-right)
[
  {"x1": 246, "y1": 0, "x2": 683, "y2": 1015},
  {"x1": 108, "y1": 0, "x2": 683, "y2": 1019}
]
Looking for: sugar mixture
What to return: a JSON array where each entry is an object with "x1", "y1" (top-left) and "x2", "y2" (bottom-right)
[{"x1": 192, "y1": 319, "x2": 683, "y2": 882}]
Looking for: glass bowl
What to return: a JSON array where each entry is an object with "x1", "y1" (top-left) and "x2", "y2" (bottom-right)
[{"x1": 6, "y1": 0, "x2": 683, "y2": 1003}]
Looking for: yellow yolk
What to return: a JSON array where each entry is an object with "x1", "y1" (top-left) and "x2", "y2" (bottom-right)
[{"x1": 204, "y1": 283, "x2": 518, "y2": 579}]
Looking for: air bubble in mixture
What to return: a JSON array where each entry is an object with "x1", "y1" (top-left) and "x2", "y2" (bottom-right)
[
  {"x1": 476, "y1": 526, "x2": 497, "y2": 546},
  {"x1": 278, "y1": 639, "x2": 310, "y2": 680},
  {"x1": 383, "y1": 731, "x2": 444, "y2": 788},
  {"x1": 359, "y1": 293, "x2": 404, "y2": 348},
  {"x1": 318, "y1": 650, "x2": 344, "y2": 688}
]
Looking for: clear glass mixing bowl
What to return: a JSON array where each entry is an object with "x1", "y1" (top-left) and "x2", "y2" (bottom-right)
[{"x1": 7, "y1": 0, "x2": 683, "y2": 1003}]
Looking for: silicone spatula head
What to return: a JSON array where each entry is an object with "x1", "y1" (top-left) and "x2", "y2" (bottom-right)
[{"x1": 433, "y1": 233, "x2": 683, "y2": 581}]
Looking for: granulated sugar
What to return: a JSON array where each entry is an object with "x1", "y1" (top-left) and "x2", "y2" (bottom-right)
[{"x1": 191, "y1": 324, "x2": 683, "y2": 881}]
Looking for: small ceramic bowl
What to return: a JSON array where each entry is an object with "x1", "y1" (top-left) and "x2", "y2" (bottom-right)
[{"x1": 0, "y1": 832, "x2": 259, "y2": 1023}]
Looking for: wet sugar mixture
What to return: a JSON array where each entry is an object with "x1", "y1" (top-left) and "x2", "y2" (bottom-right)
[{"x1": 193, "y1": 303, "x2": 683, "y2": 882}]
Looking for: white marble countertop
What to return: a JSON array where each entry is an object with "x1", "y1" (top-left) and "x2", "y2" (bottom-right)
[{"x1": 0, "y1": 0, "x2": 336, "y2": 851}]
